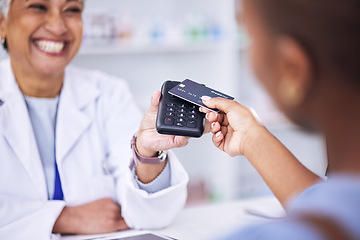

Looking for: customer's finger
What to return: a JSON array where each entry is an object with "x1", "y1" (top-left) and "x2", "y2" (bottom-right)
[
  {"x1": 205, "y1": 111, "x2": 228, "y2": 128},
  {"x1": 212, "y1": 131, "x2": 224, "y2": 149},
  {"x1": 211, "y1": 121, "x2": 221, "y2": 134},
  {"x1": 202, "y1": 96, "x2": 238, "y2": 114}
]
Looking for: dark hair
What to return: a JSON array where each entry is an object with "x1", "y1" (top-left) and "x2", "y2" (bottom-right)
[
  {"x1": 252, "y1": 0, "x2": 360, "y2": 87},
  {"x1": 2, "y1": 38, "x2": 8, "y2": 51}
]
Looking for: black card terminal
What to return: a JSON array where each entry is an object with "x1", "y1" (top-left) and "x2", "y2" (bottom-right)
[{"x1": 156, "y1": 81, "x2": 205, "y2": 138}]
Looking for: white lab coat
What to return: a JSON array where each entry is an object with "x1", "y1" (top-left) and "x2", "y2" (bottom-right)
[{"x1": 0, "y1": 59, "x2": 189, "y2": 240}]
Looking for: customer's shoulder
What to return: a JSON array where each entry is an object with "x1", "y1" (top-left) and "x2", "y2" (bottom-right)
[
  {"x1": 294, "y1": 174, "x2": 360, "y2": 203},
  {"x1": 287, "y1": 174, "x2": 360, "y2": 238}
]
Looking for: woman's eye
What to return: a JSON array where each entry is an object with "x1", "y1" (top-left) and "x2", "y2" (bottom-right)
[
  {"x1": 65, "y1": 7, "x2": 82, "y2": 13},
  {"x1": 29, "y1": 4, "x2": 47, "y2": 11}
]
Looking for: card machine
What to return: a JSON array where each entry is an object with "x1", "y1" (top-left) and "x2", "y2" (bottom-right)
[{"x1": 156, "y1": 81, "x2": 205, "y2": 138}]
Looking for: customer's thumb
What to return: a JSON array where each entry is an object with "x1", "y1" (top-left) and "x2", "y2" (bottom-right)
[{"x1": 201, "y1": 96, "x2": 235, "y2": 114}]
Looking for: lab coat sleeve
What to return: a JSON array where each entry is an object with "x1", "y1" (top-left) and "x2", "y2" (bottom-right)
[
  {"x1": 100, "y1": 77, "x2": 189, "y2": 229},
  {"x1": 117, "y1": 151, "x2": 189, "y2": 229},
  {"x1": 135, "y1": 159, "x2": 171, "y2": 193},
  {"x1": 0, "y1": 195, "x2": 65, "y2": 240}
]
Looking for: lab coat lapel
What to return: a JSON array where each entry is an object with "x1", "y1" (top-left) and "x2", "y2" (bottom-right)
[
  {"x1": 56, "y1": 68, "x2": 99, "y2": 162},
  {"x1": 0, "y1": 60, "x2": 48, "y2": 199}
]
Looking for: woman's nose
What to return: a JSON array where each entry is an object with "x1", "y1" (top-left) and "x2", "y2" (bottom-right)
[{"x1": 44, "y1": 12, "x2": 68, "y2": 36}]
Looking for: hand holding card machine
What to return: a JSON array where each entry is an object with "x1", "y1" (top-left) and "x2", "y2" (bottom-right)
[{"x1": 156, "y1": 81, "x2": 205, "y2": 138}]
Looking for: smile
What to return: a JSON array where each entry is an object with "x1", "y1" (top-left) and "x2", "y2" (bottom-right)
[{"x1": 34, "y1": 39, "x2": 67, "y2": 54}]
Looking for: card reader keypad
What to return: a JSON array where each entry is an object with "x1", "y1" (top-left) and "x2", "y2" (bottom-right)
[
  {"x1": 164, "y1": 102, "x2": 199, "y2": 128},
  {"x1": 156, "y1": 81, "x2": 205, "y2": 138}
]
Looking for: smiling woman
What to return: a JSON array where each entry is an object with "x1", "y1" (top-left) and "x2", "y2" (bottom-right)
[
  {"x1": 0, "y1": 0, "x2": 84, "y2": 97},
  {"x1": 0, "y1": 0, "x2": 190, "y2": 239}
]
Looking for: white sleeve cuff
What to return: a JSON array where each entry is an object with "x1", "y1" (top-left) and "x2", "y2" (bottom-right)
[{"x1": 134, "y1": 161, "x2": 171, "y2": 193}]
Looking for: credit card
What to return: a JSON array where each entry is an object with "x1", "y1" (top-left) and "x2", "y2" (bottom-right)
[{"x1": 168, "y1": 79, "x2": 234, "y2": 112}]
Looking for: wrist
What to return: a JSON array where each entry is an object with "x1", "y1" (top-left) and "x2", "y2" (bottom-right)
[
  {"x1": 136, "y1": 160, "x2": 167, "y2": 184},
  {"x1": 53, "y1": 206, "x2": 78, "y2": 234},
  {"x1": 135, "y1": 135, "x2": 157, "y2": 158},
  {"x1": 242, "y1": 123, "x2": 268, "y2": 158},
  {"x1": 131, "y1": 135, "x2": 167, "y2": 165}
]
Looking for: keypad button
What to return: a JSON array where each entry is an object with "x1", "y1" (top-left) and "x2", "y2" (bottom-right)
[
  {"x1": 167, "y1": 103, "x2": 176, "y2": 107},
  {"x1": 190, "y1": 105, "x2": 197, "y2": 109},
  {"x1": 177, "y1": 113, "x2": 186, "y2": 118},
  {"x1": 187, "y1": 120, "x2": 197, "y2": 128},
  {"x1": 166, "y1": 112, "x2": 175, "y2": 117},
  {"x1": 164, "y1": 118, "x2": 175, "y2": 125},
  {"x1": 189, "y1": 110, "x2": 197, "y2": 114},
  {"x1": 188, "y1": 114, "x2": 197, "y2": 119},
  {"x1": 176, "y1": 122, "x2": 185, "y2": 127},
  {"x1": 178, "y1": 104, "x2": 187, "y2": 108},
  {"x1": 178, "y1": 108, "x2": 186, "y2": 113},
  {"x1": 177, "y1": 118, "x2": 185, "y2": 123},
  {"x1": 166, "y1": 107, "x2": 176, "y2": 112}
]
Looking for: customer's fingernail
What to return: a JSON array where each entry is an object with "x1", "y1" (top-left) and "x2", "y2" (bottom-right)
[
  {"x1": 211, "y1": 122, "x2": 216, "y2": 129},
  {"x1": 216, "y1": 131, "x2": 222, "y2": 138},
  {"x1": 201, "y1": 96, "x2": 212, "y2": 101}
]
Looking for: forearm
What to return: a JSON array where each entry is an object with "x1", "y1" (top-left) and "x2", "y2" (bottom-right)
[
  {"x1": 245, "y1": 126, "x2": 321, "y2": 207},
  {"x1": 53, "y1": 206, "x2": 78, "y2": 234},
  {"x1": 135, "y1": 160, "x2": 167, "y2": 184},
  {"x1": 53, "y1": 199, "x2": 128, "y2": 235}
]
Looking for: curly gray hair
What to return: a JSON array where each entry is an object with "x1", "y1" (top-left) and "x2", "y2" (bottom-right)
[{"x1": 0, "y1": 0, "x2": 85, "y2": 18}]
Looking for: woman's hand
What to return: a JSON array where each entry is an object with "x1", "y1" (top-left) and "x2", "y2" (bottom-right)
[
  {"x1": 136, "y1": 91, "x2": 190, "y2": 159},
  {"x1": 53, "y1": 198, "x2": 129, "y2": 235},
  {"x1": 200, "y1": 96, "x2": 263, "y2": 157},
  {"x1": 135, "y1": 91, "x2": 190, "y2": 183}
]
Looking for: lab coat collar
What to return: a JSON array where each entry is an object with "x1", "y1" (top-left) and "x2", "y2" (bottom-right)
[
  {"x1": 0, "y1": 59, "x2": 16, "y2": 104},
  {"x1": 0, "y1": 59, "x2": 100, "y2": 198},
  {"x1": 0, "y1": 59, "x2": 48, "y2": 199},
  {"x1": 55, "y1": 66, "x2": 100, "y2": 162}
]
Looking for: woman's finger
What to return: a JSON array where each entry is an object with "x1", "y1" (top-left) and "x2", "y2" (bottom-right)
[{"x1": 148, "y1": 90, "x2": 162, "y2": 114}]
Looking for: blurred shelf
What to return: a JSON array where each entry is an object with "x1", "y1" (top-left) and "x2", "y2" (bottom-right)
[{"x1": 78, "y1": 40, "x2": 238, "y2": 56}]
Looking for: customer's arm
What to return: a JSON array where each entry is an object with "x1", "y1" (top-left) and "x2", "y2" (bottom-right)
[{"x1": 201, "y1": 97, "x2": 320, "y2": 207}]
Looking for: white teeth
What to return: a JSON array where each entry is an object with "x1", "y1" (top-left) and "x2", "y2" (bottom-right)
[{"x1": 34, "y1": 40, "x2": 65, "y2": 54}]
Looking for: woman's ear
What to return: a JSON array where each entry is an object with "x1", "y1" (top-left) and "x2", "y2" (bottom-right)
[
  {"x1": 276, "y1": 36, "x2": 314, "y2": 107},
  {"x1": 0, "y1": 14, "x2": 7, "y2": 36}
]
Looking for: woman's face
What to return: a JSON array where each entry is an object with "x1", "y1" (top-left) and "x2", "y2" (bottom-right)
[{"x1": 1, "y1": 0, "x2": 83, "y2": 78}]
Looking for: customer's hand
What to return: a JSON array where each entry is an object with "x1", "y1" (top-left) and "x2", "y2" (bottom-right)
[
  {"x1": 53, "y1": 198, "x2": 128, "y2": 235},
  {"x1": 200, "y1": 96, "x2": 263, "y2": 157}
]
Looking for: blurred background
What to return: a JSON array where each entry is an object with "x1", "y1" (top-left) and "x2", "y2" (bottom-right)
[{"x1": 0, "y1": 0, "x2": 328, "y2": 205}]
